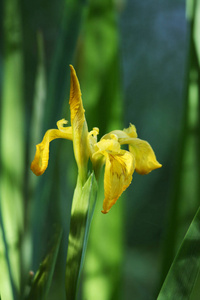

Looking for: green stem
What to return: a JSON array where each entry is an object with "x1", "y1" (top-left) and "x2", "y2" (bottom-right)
[{"x1": 65, "y1": 172, "x2": 97, "y2": 300}]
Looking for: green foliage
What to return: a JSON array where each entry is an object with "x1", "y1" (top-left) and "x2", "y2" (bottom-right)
[
  {"x1": 157, "y1": 206, "x2": 200, "y2": 299},
  {"x1": 0, "y1": 0, "x2": 24, "y2": 298},
  {"x1": 26, "y1": 228, "x2": 62, "y2": 300}
]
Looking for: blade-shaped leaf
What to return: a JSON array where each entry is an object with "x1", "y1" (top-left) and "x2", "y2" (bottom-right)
[
  {"x1": 26, "y1": 227, "x2": 62, "y2": 300},
  {"x1": 0, "y1": 0, "x2": 25, "y2": 298},
  {"x1": 0, "y1": 201, "x2": 18, "y2": 300},
  {"x1": 157, "y1": 206, "x2": 200, "y2": 300}
]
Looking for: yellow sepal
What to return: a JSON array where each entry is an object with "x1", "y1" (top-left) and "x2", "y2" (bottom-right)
[
  {"x1": 31, "y1": 120, "x2": 72, "y2": 176},
  {"x1": 93, "y1": 137, "x2": 135, "y2": 213},
  {"x1": 128, "y1": 138, "x2": 162, "y2": 175},
  {"x1": 102, "y1": 150, "x2": 135, "y2": 214}
]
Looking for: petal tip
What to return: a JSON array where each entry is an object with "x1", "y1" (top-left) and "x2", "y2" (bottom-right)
[
  {"x1": 69, "y1": 64, "x2": 83, "y2": 123},
  {"x1": 138, "y1": 161, "x2": 162, "y2": 175},
  {"x1": 157, "y1": 162, "x2": 162, "y2": 169},
  {"x1": 69, "y1": 64, "x2": 75, "y2": 73},
  {"x1": 152, "y1": 160, "x2": 162, "y2": 170},
  {"x1": 30, "y1": 143, "x2": 49, "y2": 176},
  {"x1": 30, "y1": 161, "x2": 44, "y2": 176}
]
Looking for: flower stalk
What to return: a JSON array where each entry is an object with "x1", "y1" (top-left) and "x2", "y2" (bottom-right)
[{"x1": 65, "y1": 173, "x2": 97, "y2": 299}]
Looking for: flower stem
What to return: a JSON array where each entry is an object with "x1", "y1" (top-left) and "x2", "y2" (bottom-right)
[{"x1": 65, "y1": 172, "x2": 97, "y2": 299}]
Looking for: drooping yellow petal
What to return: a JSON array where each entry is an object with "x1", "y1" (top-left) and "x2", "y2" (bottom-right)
[
  {"x1": 111, "y1": 124, "x2": 162, "y2": 175},
  {"x1": 31, "y1": 120, "x2": 72, "y2": 176},
  {"x1": 69, "y1": 65, "x2": 89, "y2": 182},
  {"x1": 102, "y1": 150, "x2": 135, "y2": 214},
  {"x1": 128, "y1": 138, "x2": 162, "y2": 175},
  {"x1": 92, "y1": 137, "x2": 135, "y2": 213}
]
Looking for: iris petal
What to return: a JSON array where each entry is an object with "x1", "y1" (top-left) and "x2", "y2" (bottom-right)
[
  {"x1": 128, "y1": 138, "x2": 162, "y2": 175},
  {"x1": 69, "y1": 65, "x2": 85, "y2": 128},
  {"x1": 69, "y1": 65, "x2": 89, "y2": 181},
  {"x1": 31, "y1": 124, "x2": 72, "y2": 176},
  {"x1": 101, "y1": 150, "x2": 135, "y2": 214},
  {"x1": 123, "y1": 123, "x2": 137, "y2": 138},
  {"x1": 101, "y1": 123, "x2": 137, "y2": 140}
]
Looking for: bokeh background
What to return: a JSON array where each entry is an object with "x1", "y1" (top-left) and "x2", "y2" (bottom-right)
[{"x1": 1, "y1": 0, "x2": 200, "y2": 299}]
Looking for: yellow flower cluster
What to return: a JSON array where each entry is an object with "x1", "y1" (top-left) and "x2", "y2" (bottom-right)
[{"x1": 31, "y1": 65, "x2": 162, "y2": 213}]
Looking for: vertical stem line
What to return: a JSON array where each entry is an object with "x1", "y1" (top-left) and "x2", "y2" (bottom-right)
[{"x1": 65, "y1": 173, "x2": 97, "y2": 300}]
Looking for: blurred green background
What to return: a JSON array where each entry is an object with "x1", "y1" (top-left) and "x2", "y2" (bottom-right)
[{"x1": 1, "y1": 0, "x2": 200, "y2": 299}]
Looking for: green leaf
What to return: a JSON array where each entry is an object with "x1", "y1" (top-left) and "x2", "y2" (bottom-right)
[
  {"x1": 26, "y1": 227, "x2": 62, "y2": 300},
  {"x1": 157, "y1": 206, "x2": 200, "y2": 300},
  {"x1": 0, "y1": 0, "x2": 25, "y2": 298},
  {"x1": 0, "y1": 201, "x2": 18, "y2": 300},
  {"x1": 65, "y1": 172, "x2": 98, "y2": 300},
  {"x1": 29, "y1": 31, "x2": 47, "y2": 163}
]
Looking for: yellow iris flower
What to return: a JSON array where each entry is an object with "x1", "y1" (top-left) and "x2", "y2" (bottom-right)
[{"x1": 31, "y1": 65, "x2": 162, "y2": 214}]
